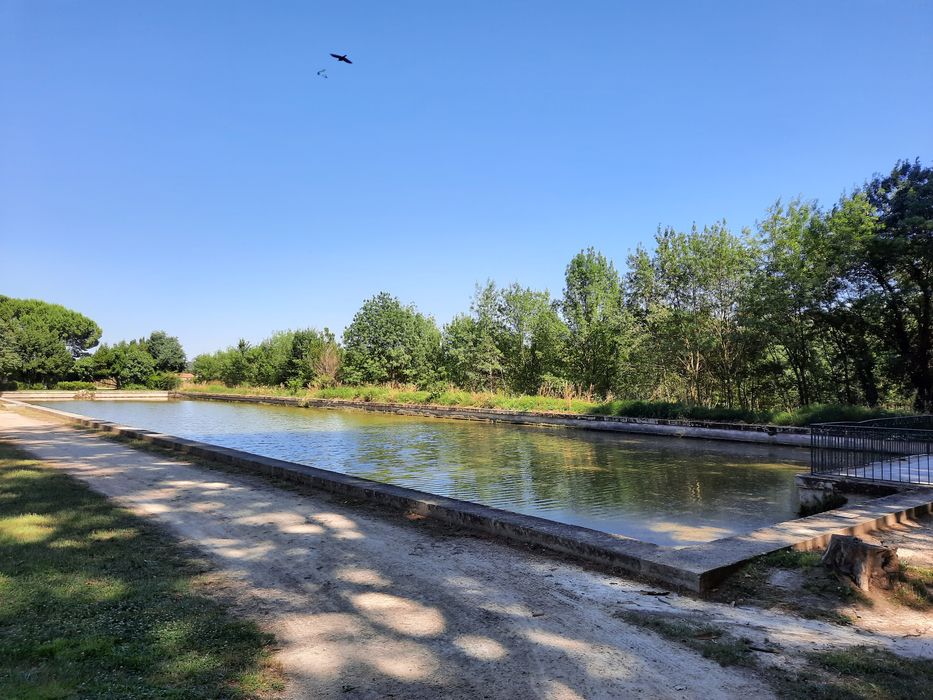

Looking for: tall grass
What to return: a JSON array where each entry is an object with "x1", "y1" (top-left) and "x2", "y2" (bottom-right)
[{"x1": 182, "y1": 383, "x2": 907, "y2": 426}]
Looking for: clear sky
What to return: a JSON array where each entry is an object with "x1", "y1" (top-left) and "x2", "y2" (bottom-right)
[{"x1": 2, "y1": 1, "x2": 931, "y2": 357}]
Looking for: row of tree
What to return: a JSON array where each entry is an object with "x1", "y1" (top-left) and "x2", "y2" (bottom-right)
[
  {"x1": 190, "y1": 329, "x2": 340, "y2": 390},
  {"x1": 192, "y1": 160, "x2": 932, "y2": 411},
  {"x1": 5, "y1": 159, "x2": 930, "y2": 410},
  {"x1": 76, "y1": 332, "x2": 187, "y2": 388},
  {"x1": 0, "y1": 296, "x2": 187, "y2": 389}
]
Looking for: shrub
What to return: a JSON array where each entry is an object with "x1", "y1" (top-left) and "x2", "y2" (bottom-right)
[
  {"x1": 771, "y1": 403, "x2": 900, "y2": 426},
  {"x1": 0, "y1": 380, "x2": 18, "y2": 391},
  {"x1": 146, "y1": 372, "x2": 181, "y2": 390},
  {"x1": 54, "y1": 381, "x2": 96, "y2": 391},
  {"x1": 538, "y1": 374, "x2": 573, "y2": 398}
]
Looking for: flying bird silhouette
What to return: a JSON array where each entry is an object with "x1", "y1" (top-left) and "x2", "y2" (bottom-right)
[
  {"x1": 330, "y1": 53, "x2": 352, "y2": 64},
  {"x1": 316, "y1": 69, "x2": 328, "y2": 79}
]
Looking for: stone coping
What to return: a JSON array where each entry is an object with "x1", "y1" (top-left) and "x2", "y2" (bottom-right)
[
  {"x1": 6, "y1": 397, "x2": 932, "y2": 593},
  {"x1": 0, "y1": 390, "x2": 171, "y2": 401},
  {"x1": 176, "y1": 391, "x2": 811, "y2": 447}
]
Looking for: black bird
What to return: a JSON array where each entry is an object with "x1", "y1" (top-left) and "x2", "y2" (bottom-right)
[{"x1": 330, "y1": 53, "x2": 352, "y2": 64}]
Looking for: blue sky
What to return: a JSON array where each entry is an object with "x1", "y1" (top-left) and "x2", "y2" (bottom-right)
[{"x1": 2, "y1": 1, "x2": 931, "y2": 357}]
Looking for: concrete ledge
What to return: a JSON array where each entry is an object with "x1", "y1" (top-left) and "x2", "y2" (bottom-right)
[
  {"x1": 5, "y1": 398, "x2": 931, "y2": 593},
  {"x1": 660, "y1": 490, "x2": 933, "y2": 590},
  {"x1": 0, "y1": 390, "x2": 171, "y2": 401},
  {"x1": 176, "y1": 391, "x2": 812, "y2": 447}
]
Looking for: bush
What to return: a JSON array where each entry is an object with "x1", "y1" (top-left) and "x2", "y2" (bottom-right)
[
  {"x1": 146, "y1": 372, "x2": 181, "y2": 390},
  {"x1": 122, "y1": 383, "x2": 150, "y2": 391},
  {"x1": 771, "y1": 403, "x2": 900, "y2": 426},
  {"x1": 0, "y1": 381, "x2": 18, "y2": 391},
  {"x1": 54, "y1": 381, "x2": 96, "y2": 391},
  {"x1": 538, "y1": 374, "x2": 573, "y2": 398}
]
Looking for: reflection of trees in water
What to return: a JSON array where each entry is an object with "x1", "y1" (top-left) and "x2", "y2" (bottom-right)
[
  {"x1": 340, "y1": 419, "x2": 801, "y2": 523},
  {"x1": 56, "y1": 401, "x2": 803, "y2": 537}
]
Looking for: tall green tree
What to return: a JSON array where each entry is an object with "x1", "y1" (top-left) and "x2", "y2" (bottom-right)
[
  {"x1": 746, "y1": 202, "x2": 832, "y2": 407},
  {"x1": 220, "y1": 340, "x2": 252, "y2": 386},
  {"x1": 146, "y1": 331, "x2": 187, "y2": 372},
  {"x1": 90, "y1": 341, "x2": 156, "y2": 388},
  {"x1": 0, "y1": 320, "x2": 19, "y2": 381},
  {"x1": 562, "y1": 248, "x2": 629, "y2": 396},
  {"x1": 627, "y1": 223, "x2": 757, "y2": 407},
  {"x1": 341, "y1": 293, "x2": 441, "y2": 386},
  {"x1": 0, "y1": 297, "x2": 101, "y2": 385},
  {"x1": 496, "y1": 284, "x2": 568, "y2": 394},
  {"x1": 441, "y1": 283, "x2": 504, "y2": 391},
  {"x1": 7, "y1": 320, "x2": 75, "y2": 385},
  {"x1": 837, "y1": 160, "x2": 933, "y2": 410}
]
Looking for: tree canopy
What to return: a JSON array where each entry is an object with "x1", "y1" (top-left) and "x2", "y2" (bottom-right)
[
  {"x1": 341, "y1": 293, "x2": 440, "y2": 386},
  {"x1": 13, "y1": 158, "x2": 930, "y2": 413},
  {"x1": 0, "y1": 297, "x2": 101, "y2": 385}
]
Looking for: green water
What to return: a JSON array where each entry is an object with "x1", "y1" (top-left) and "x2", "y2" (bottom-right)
[{"x1": 43, "y1": 399, "x2": 808, "y2": 546}]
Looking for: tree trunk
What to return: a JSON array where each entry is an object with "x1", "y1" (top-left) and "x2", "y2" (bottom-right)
[{"x1": 821, "y1": 535, "x2": 899, "y2": 592}]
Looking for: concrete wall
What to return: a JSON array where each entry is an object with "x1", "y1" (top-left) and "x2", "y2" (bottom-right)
[{"x1": 0, "y1": 390, "x2": 171, "y2": 401}]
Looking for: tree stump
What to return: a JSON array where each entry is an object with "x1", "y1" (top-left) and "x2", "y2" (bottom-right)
[{"x1": 821, "y1": 535, "x2": 899, "y2": 592}]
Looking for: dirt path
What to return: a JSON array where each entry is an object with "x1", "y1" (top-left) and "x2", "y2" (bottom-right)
[{"x1": 1, "y1": 409, "x2": 928, "y2": 699}]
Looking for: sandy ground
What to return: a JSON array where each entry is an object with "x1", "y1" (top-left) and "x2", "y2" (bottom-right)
[
  {"x1": 2, "y1": 408, "x2": 930, "y2": 699},
  {"x1": 835, "y1": 515, "x2": 933, "y2": 639}
]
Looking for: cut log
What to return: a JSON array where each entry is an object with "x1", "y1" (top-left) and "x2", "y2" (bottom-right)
[{"x1": 821, "y1": 535, "x2": 899, "y2": 592}]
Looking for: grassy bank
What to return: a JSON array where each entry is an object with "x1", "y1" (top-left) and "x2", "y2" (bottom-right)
[
  {"x1": 632, "y1": 544, "x2": 933, "y2": 698},
  {"x1": 0, "y1": 442, "x2": 283, "y2": 699},
  {"x1": 181, "y1": 383, "x2": 904, "y2": 427},
  {"x1": 619, "y1": 606, "x2": 933, "y2": 699}
]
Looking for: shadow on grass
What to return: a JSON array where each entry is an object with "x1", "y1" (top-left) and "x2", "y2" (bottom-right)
[
  {"x1": 773, "y1": 646, "x2": 933, "y2": 700},
  {"x1": 617, "y1": 607, "x2": 933, "y2": 700},
  {"x1": 0, "y1": 442, "x2": 283, "y2": 699}
]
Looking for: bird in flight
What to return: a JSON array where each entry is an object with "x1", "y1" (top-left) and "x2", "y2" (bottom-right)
[
  {"x1": 316, "y1": 69, "x2": 328, "y2": 79},
  {"x1": 330, "y1": 53, "x2": 353, "y2": 64}
]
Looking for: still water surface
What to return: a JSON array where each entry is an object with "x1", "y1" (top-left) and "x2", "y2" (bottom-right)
[{"x1": 44, "y1": 400, "x2": 807, "y2": 546}]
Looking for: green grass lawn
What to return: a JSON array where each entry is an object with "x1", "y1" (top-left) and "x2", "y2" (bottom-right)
[{"x1": 0, "y1": 442, "x2": 283, "y2": 699}]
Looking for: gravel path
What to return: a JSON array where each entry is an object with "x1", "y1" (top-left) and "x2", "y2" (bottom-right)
[{"x1": 2, "y1": 408, "x2": 928, "y2": 698}]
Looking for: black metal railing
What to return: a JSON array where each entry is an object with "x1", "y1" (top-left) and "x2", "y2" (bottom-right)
[{"x1": 810, "y1": 415, "x2": 933, "y2": 485}]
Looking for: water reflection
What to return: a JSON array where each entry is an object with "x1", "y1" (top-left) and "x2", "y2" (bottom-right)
[{"x1": 42, "y1": 400, "x2": 807, "y2": 545}]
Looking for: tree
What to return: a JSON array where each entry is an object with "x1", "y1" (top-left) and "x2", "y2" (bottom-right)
[
  {"x1": 7, "y1": 320, "x2": 75, "y2": 385},
  {"x1": 496, "y1": 284, "x2": 568, "y2": 394},
  {"x1": 743, "y1": 203, "x2": 835, "y2": 407},
  {"x1": 626, "y1": 224, "x2": 757, "y2": 407},
  {"x1": 837, "y1": 160, "x2": 933, "y2": 410},
  {"x1": 0, "y1": 319, "x2": 19, "y2": 381},
  {"x1": 0, "y1": 297, "x2": 101, "y2": 357},
  {"x1": 562, "y1": 248, "x2": 629, "y2": 396},
  {"x1": 441, "y1": 283, "x2": 504, "y2": 391},
  {"x1": 104, "y1": 341, "x2": 156, "y2": 387},
  {"x1": 0, "y1": 297, "x2": 101, "y2": 385},
  {"x1": 341, "y1": 293, "x2": 441, "y2": 386},
  {"x1": 191, "y1": 352, "x2": 224, "y2": 383},
  {"x1": 242, "y1": 331, "x2": 294, "y2": 386},
  {"x1": 146, "y1": 331, "x2": 187, "y2": 372},
  {"x1": 219, "y1": 340, "x2": 252, "y2": 386},
  {"x1": 442, "y1": 314, "x2": 503, "y2": 391},
  {"x1": 285, "y1": 328, "x2": 341, "y2": 388}
]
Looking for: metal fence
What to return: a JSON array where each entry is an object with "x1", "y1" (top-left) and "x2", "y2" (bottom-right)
[{"x1": 810, "y1": 415, "x2": 933, "y2": 485}]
